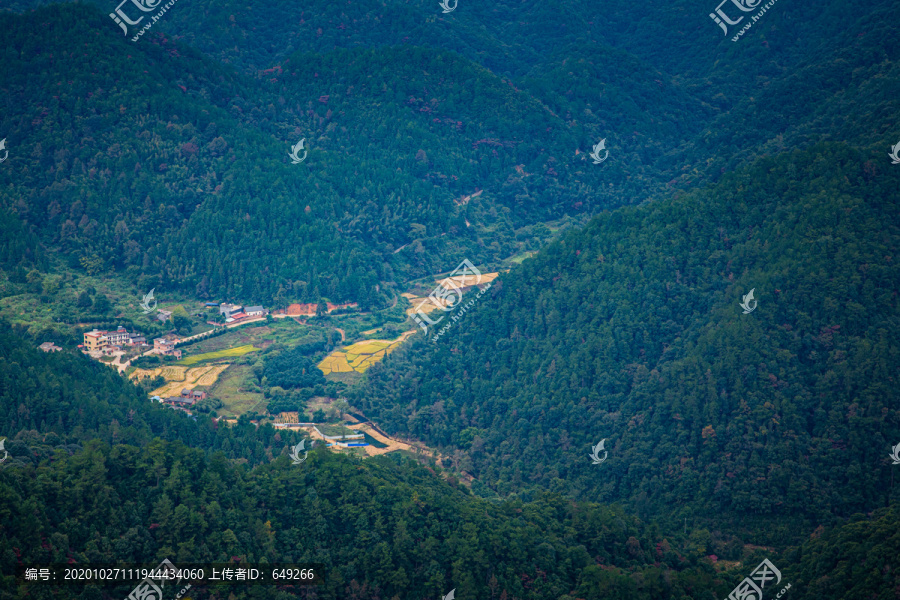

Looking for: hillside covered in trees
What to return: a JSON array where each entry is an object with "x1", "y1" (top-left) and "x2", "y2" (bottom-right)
[
  {"x1": 356, "y1": 143, "x2": 900, "y2": 546},
  {"x1": 1, "y1": 322, "x2": 898, "y2": 600},
  {"x1": 1, "y1": 0, "x2": 897, "y2": 307}
]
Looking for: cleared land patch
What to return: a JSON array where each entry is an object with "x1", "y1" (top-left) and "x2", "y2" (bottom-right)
[
  {"x1": 403, "y1": 272, "x2": 499, "y2": 316},
  {"x1": 354, "y1": 423, "x2": 412, "y2": 456}
]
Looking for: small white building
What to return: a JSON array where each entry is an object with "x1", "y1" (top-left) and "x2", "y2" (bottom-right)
[{"x1": 219, "y1": 303, "x2": 242, "y2": 316}]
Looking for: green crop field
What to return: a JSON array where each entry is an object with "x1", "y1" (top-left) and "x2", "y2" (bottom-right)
[{"x1": 178, "y1": 344, "x2": 258, "y2": 365}]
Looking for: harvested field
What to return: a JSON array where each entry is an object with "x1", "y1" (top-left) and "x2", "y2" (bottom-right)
[
  {"x1": 131, "y1": 365, "x2": 187, "y2": 382},
  {"x1": 196, "y1": 367, "x2": 227, "y2": 386},
  {"x1": 403, "y1": 274, "x2": 497, "y2": 316},
  {"x1": 439, "y1": 271, "x2": 499, "y2": 290},
  {"x1": 404, "y1": 294, "x2": 449, "y2": 316},
  {"x1": 131, "y1": 364, "x2": 230, "y2": 397},
  {"x1": 318, "y1": 354, "x2": 354, "y2": 373}
]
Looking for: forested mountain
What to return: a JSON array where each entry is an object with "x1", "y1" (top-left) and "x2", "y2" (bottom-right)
[
  {"x1": 786, "y1": 506, "x2": 900, "y2": 600},
  {"x1": 1, "y1": 0, "x2": 899, "y2": 597},
  {"x1": 1, "y1": 318, "x2": 897, "y2": 600},
  {"x1": 0, "y1": 438, "x2": 724, "y2": 600},
  {"x1": 0, "y1": 322, "x2": 737, "y2": 600},
  {"x1": 2, "y1": 0, "x2": 898, "y2": 306},
  {"x1": 0, "y1": 3, "x2": 689, "y2": 306},
  {"x1": 356, "y1": 143, "x2": 900, "y2": 545}
]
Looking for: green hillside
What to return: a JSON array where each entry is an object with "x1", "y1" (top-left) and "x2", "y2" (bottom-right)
[
  {"x1": 2, "y1": 1, "x2": 897, "y2": 308},
  {"x1": 0, "y1": 4, "x2": 696, "y2": 308},
  {"x1": 356, "y1": 143, "x2": 900, "y2": 545},
  {"x1": 1, "y1": 315, "x2": 898, "y2": 599},
  {"x1": 0, "y1": 321, "x2": 724, "y2": 600}
]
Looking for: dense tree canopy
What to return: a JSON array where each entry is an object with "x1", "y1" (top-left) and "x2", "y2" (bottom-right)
[{"x1": 357, "y1": 144, "x2": 900, "y2": 545}]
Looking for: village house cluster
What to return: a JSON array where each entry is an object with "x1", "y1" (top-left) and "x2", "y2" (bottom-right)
[
  {"x1": 79, "y1": 326, "x2": 186, "y2": 359},
  {"x1": 77, "y1": 300, "x2": 271, "y2": 361},
  {"x1": 80, "y1": 326, "x2": 148, "y2": 355}
]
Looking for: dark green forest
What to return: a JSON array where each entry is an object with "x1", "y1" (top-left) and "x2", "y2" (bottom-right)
[
  {"x1": 0, "y1": 3, "x2": 668, "y2": 307},
  {"x1": 0, "y1": 324, "x2": 741, "y2": 600},
  {"x1": 2, "y1": 0, "x2": 897, "y2": 307}
]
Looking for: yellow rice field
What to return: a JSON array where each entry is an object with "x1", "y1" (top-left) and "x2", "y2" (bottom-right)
[{"x1": 318, "y1": 331, "x2": 415, "y2": 375}]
